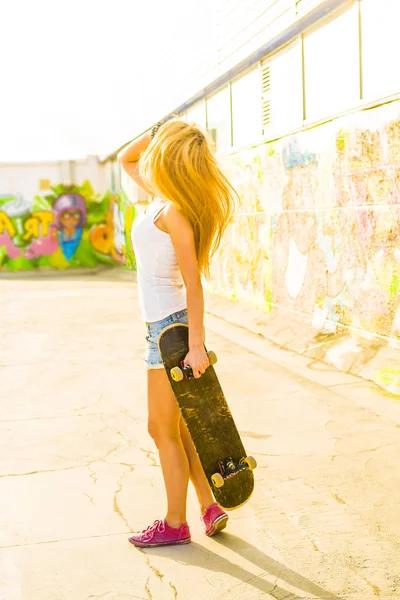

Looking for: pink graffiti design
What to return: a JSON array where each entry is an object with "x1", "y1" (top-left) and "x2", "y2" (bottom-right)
[
  {"x1": 24, "y1": 225, "x2": 59, "y2": 259},
  {"x1": 0, "y1": 231, "x2": 21, "y2": 259}
]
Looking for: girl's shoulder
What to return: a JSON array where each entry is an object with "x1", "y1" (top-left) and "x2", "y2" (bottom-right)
[{"x1": 162, "y1": 201, "x2": 192, "y2": 231}]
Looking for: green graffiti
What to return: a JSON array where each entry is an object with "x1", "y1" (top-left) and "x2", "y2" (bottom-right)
[
  {"x1": 336, "y1": 129, "x2": 347, "y2": 152},
  {"x1": 374, "y1": 368, "x2": 400, "y2": 397},
  {"x1": 389, "y1": 275, "x2": 400, "y2": 298},
  {"x1": 123, "y1": 204, "x2": 137, "y2": 270},
  {"x1": 0, "y1": 182, "x2": 136, "y2": 273}
]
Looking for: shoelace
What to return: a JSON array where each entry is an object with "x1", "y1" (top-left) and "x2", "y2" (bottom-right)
[{"x1": 140, "y1": 519, "x2": 165, "y2": 542}]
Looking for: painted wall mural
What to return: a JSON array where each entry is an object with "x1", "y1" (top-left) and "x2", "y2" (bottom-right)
[
  {"x1": 210, "y1": 99, "x2": 400, "y2": 395},
  {"x1": 0, "y1": 181, "x2": 136, "y2": 272}
]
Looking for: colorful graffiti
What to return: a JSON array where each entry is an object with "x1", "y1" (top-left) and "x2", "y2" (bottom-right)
[
  {"x1": 210, "y1": 99, "x2": 400, "y2": 394},
  {"x1": 0, "y1": 181, "x2": 136, "y2": 272}
]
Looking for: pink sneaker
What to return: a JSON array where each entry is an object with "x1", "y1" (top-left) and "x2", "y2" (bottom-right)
[
  {"x1": 128, "y1": 519, "x2": 191, "y2": 548},
  {"x1": 201, "y1": 503, "x2": 229, "y2": 536}
]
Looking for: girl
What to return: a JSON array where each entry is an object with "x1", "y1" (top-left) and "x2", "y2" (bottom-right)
[
  {"x1": 53, "y1": 193, "x2": 87, "y2": 261},
  {"x1": 118, "y1": 118, "x2": 237, "y2": 547}
]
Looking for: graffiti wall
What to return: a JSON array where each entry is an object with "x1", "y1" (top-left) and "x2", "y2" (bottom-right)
[
  {"x1": 210, "y1": 99, "x2": 400, "y2": 394},
  {"x1": 0, "y1": 181, "x2": 136, "y2": 272}
]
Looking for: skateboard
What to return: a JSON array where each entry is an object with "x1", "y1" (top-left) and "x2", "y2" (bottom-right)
[{"x1": 158, "y1": 323, "x2": 256, "y2": 510}]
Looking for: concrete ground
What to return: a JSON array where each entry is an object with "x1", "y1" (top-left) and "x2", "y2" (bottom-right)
[{"x1": 1, "y1": 270, "x2": 400, "y2": 600}]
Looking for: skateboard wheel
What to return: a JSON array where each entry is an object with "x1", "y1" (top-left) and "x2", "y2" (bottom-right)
[
  {"x1": 211, "y1": 473, "x2": 225, "y2": 488},
  {"x1": 207, "y1": 351, "x2": 217, "y2": 366},
  {"x1": 171, "y1": 367, "x2": 183, "y2": 382},
  {"x1": 244, "y1": 456, "x2": 257, "y2": 471}
]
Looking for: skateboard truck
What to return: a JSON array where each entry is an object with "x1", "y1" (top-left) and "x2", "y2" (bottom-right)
[
  {"x1": 211, "y1": 455, "x2": 257, "y2": 488},
  {"x1": 170, "y1": 351, "x2": 218, "y2": 382}
]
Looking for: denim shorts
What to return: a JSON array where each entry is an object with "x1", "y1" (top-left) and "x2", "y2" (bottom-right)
[{"x1": 144, "y1": 308, "x2": 188, "y2": 369}]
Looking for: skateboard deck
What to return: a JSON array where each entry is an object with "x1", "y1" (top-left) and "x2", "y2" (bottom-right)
[{"x1": 158, "y1": 323, "x2": 255, "y2": 510}]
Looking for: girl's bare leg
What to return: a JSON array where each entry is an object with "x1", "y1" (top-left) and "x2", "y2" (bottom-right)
[
  {"x1": 179, "y1": 417, "x2": 215, "y2": 513},
  {"x1": 147, "y1": 369, "x2": 189, "y2": 527}
]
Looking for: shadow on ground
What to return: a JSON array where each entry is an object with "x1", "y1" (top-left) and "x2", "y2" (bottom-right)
[{"x1": 141, "y1": 532, "x2": 342, "y2": 600}]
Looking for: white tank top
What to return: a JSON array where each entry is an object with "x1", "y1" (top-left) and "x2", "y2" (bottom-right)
[{"x1": 131, "y1": 198, "x2": 187, "y2": 323}]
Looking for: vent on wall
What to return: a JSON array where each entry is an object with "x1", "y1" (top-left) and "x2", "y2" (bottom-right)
[
  {"x1": 263, "y1": 99, "x2": 271, "y2": 127},
  {"x1": 261, "y1": 62, "x2": 272, "y2": 131}
]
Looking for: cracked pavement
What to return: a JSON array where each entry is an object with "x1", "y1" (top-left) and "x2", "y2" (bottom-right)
[{"x1": 1, "y1": 270, "x2": 400, "y2": 599}]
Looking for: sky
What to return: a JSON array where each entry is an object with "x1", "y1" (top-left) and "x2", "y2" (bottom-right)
[{"x1": 0, "y1": 0, "x2": 203, "y2": 162}]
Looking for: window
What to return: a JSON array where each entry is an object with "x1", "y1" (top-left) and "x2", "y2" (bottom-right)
[
  {"x1": 231, "y1": 68, "x2": 262, "y2": 148},
  {"x1": 362, "y1": 0, "x2": 400, "y2": 100},
  {"x1": 304, "y1": 3, "x2": 359, "y2": 121},
  {"x1": 261, "y1": 40, "x2": 303, "y2": 136},
  {"x1": 206, "y1": 86, "x2": 231, "y2": 151},
  {"x1": 185, "y1": 100, "x2": 207, "y2": 129}
]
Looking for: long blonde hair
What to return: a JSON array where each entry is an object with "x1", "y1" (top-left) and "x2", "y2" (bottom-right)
[{"x1": 139, "y1": 118, "x2": 237, "y2": 277}]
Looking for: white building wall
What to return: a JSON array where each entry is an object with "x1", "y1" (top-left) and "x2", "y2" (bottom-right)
[
  {"x1": 74, "y1": 156, "x2": 108, "y2": 193},
  {"x1": 0, "y1": 158, "x2": 108, "y2": 203},
  {"x1": 0, "y1": 163, "x2": 63, "y2": 201}
]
